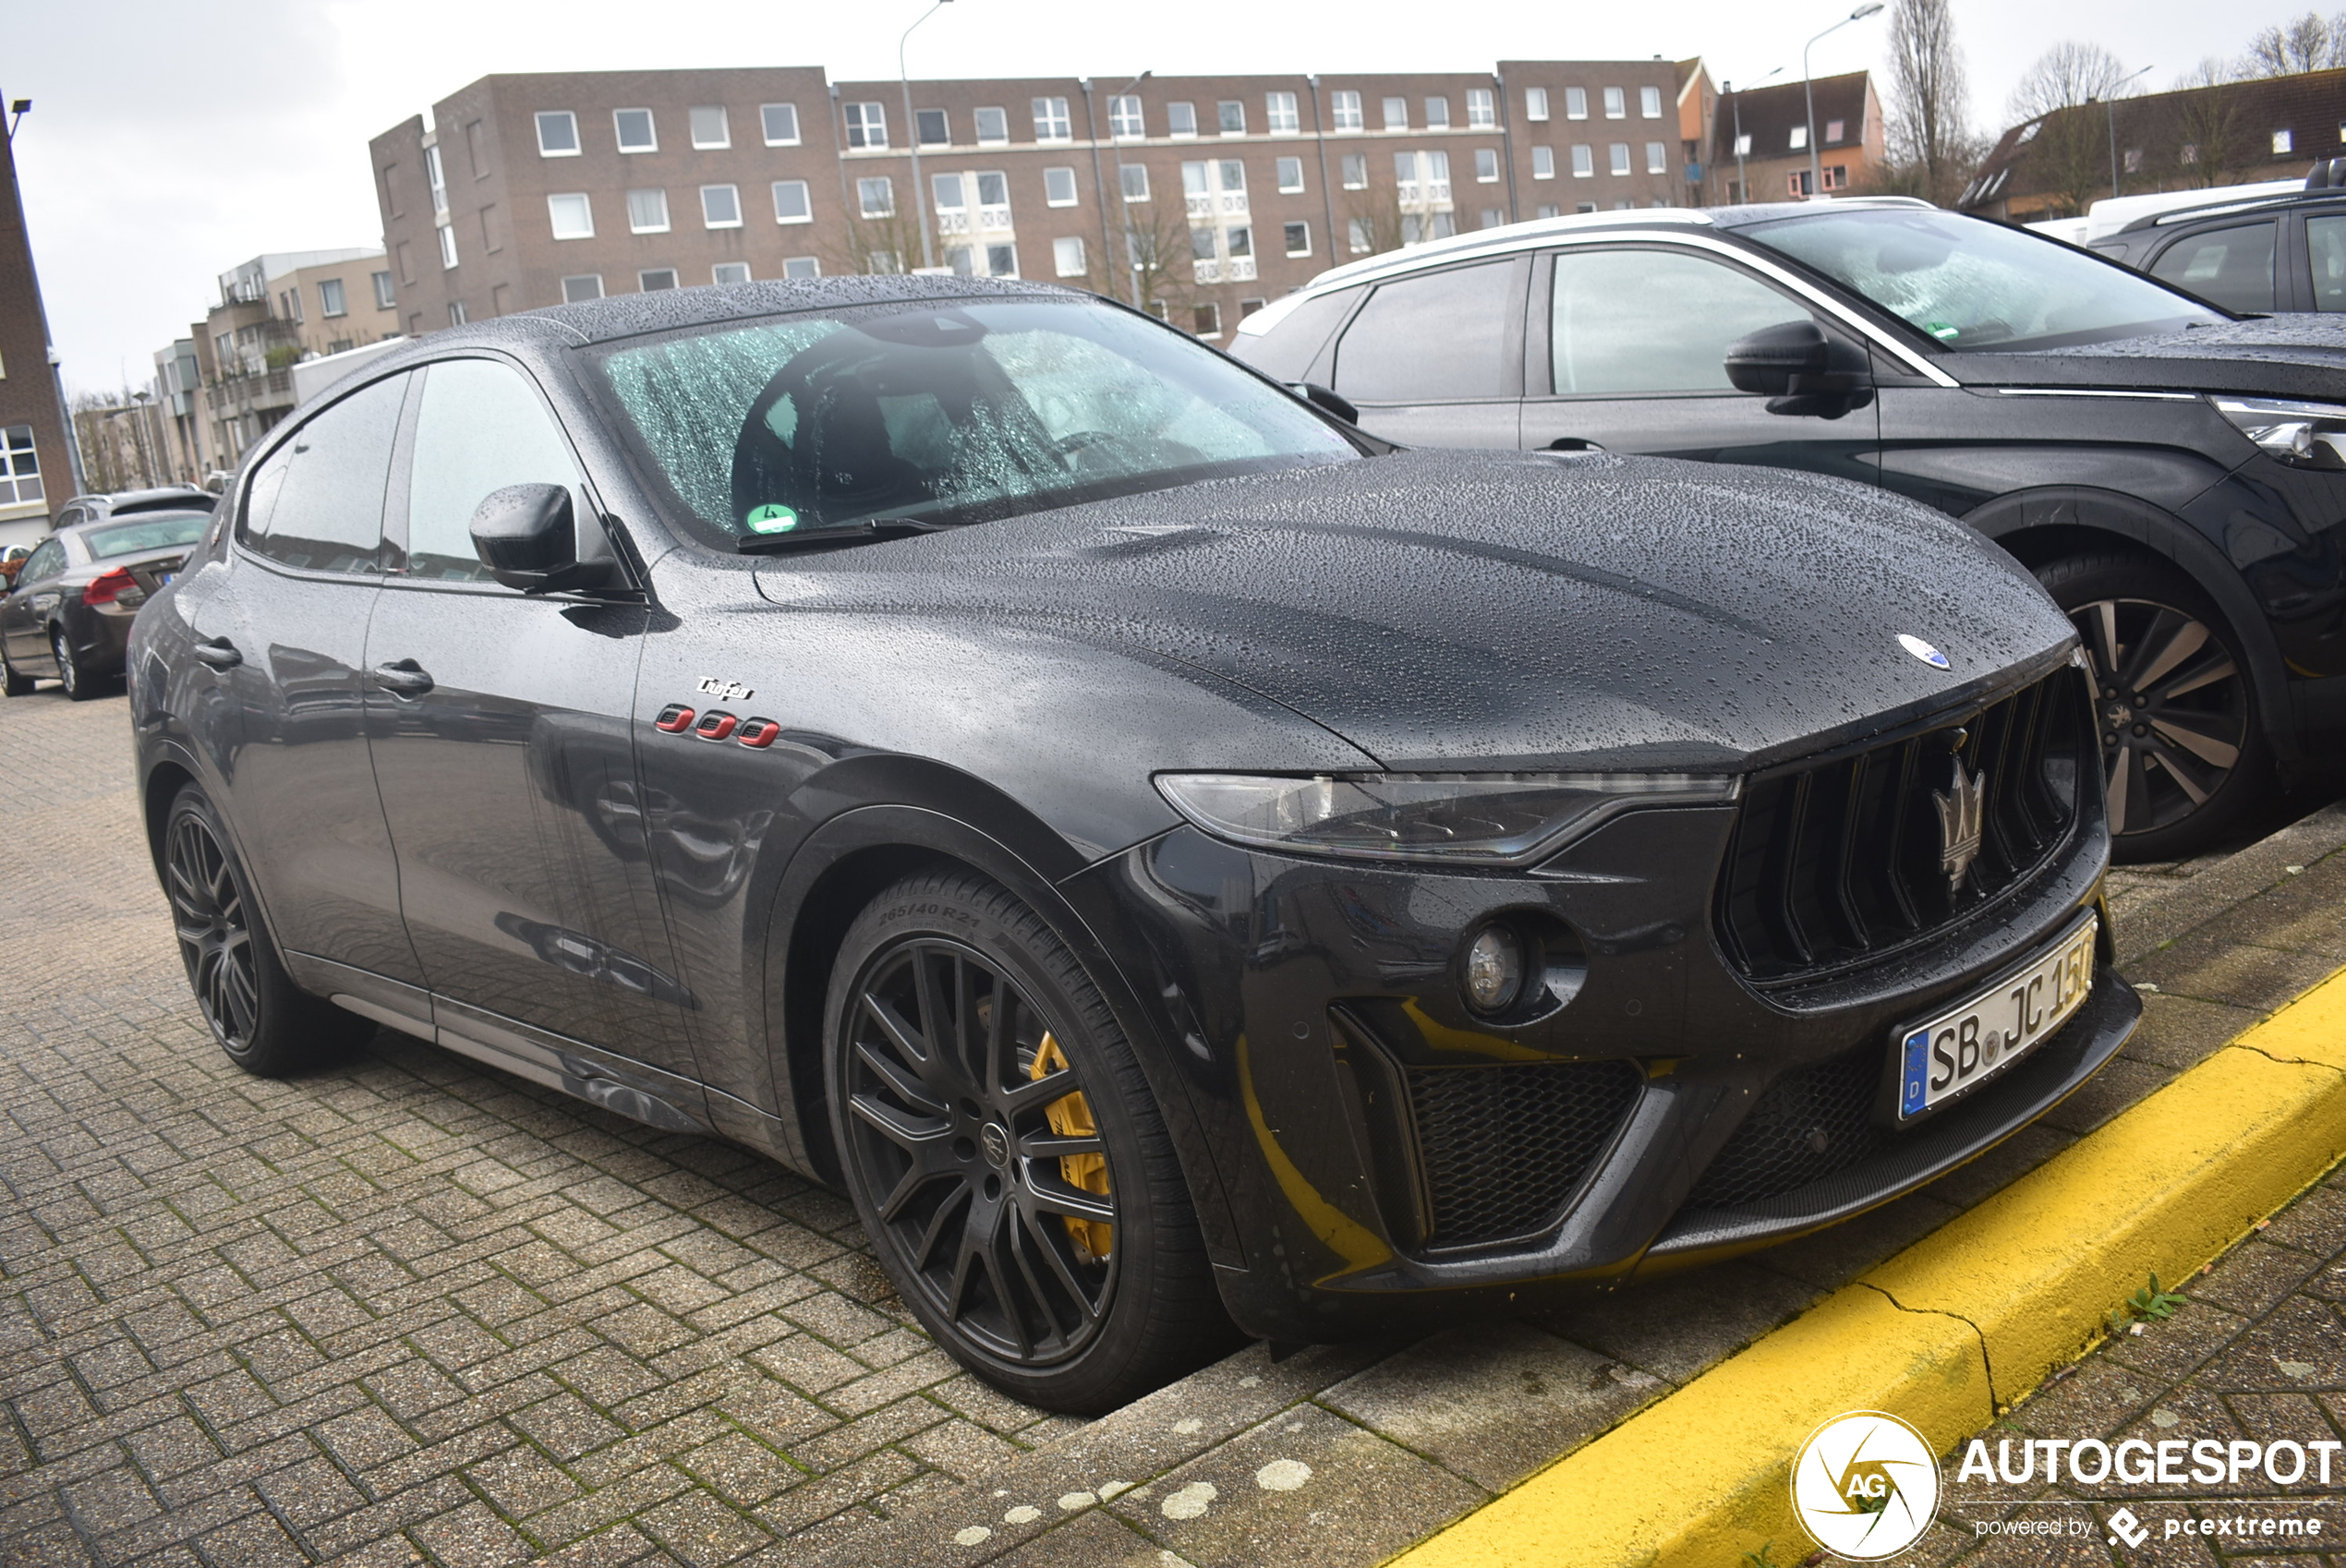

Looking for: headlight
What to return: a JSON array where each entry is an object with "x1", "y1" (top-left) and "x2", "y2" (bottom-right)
[
  {"x1": 2214, "y1": 396, "x2": 2346, "y2": 470},
  {"x1": 1154, "y1": 772, "x2": 1740, "y2": 865}
]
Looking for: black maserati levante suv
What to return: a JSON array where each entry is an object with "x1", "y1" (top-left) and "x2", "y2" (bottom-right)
[
  {"x1": 129, "y1": 278, "x2": 2137, "y2": 1410},
  {"x1": 1233, "y1": 199, "x2": 2346, "y2": 860}
]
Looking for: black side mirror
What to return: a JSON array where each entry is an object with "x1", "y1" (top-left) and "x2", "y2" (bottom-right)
[
  {"x1": 1723, "y1": 320, "x2": 1874, "y2": 419},
  {"x1": 1288, "y1": 381, "x2": 1360, "y2": 425},
  {"x1": 467, "y1": 483, "x2": 614, "y2": 594}
]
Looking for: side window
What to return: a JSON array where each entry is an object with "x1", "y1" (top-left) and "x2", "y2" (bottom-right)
[
  {"x1": 2308, "y1": 215, "x2": 2346, "y2": 311},
  {"x1": 2147, "y1": 222, "x2": 2275, "y2": 314},
  {"x1": 405, "y1": 359, "x2": 587, "y2": 583},
  {"x1": 1230, "y1": 287, "x2": 1361, "y2": 381},
  {"x1": 1333, "y1": 261, "x2": 1517, "y2": 403},
  {"x1": 1549, "y1": 248, "x2": 1807, "y2": 396},
  {"x1": 22, "y1": 539, "x2": 64, "y2": 584},
  {"x1": 239, "y1": 373, "x2": 407, "y2": 573}
]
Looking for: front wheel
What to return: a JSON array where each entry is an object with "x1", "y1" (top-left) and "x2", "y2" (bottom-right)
[
  {"x1": 2036, "y1": 551, "x2": 2269, "y2": 862},
  {"x1": 0, "y1": 641, "x2": 30, "y2": 696},
  {"x1": 824, "y1": 869, "x2": 1235, "y2": 1412}
]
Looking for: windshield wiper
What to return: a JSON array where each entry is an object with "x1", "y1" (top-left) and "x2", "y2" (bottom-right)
[{"x1": 734, "y1": 518, "x2": 962, "y2": 554}]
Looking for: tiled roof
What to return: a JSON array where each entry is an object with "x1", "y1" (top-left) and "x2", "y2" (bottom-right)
[{"x1": 1711, "y1": 71, "x2": 1869, "y2": 162}]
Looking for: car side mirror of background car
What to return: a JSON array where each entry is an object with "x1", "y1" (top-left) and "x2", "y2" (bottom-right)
[
  {"x1": 1287, "y1": 382, "x2": 1360, "y2": 426},
  {"x1": 467, "y1": 483, "x2": 614, "y2": 594},
  {"x1": 1723, "y1": 320, "x2": 1875, "y2": 420}
]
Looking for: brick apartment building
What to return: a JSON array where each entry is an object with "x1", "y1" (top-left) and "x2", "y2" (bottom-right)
[
  {"x1": 0, "y1": 115, "x2": 78, "y2": 547},
  {"x1": 190, "y1": 248, "x2": 401, "y2": 465},
  {"x1": 1709, "y1": 70, "x2": 1885, "y2": 204},
  {"x1": 372, "y1": 58, "x2": 1711, "y2": 344}
]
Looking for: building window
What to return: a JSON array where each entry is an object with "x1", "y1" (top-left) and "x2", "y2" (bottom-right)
[
  {"x1": 437, "y1": 223, "x2": 458, "y2": 269},
  {"x1": 615, "y1": 108, "x2": 657, "y2": 152},
  {"x1": 1218, "y1": 100, "x2": 1246, "y2": 135},
  {"x1": 1646, "y1": 141, "x2": 1667, "y2": 175},
  {"x1": 1480, "y1": 206, "x2": 1506, "y2": 228},
  {"x1": 536, "y1": 111, "x2": 579, "y2": 156},
  {"x1": 1468, "y1": 89, "x2": 1495, "y2": 128},
  {"x1": 1054, "y1": 235, "x2": 1087, "y2": 276},
  {"x1": 1227, "y1": 224, "x2": 1252, "y2": 258},
  {"x1": 1348, "y1": 217, "x2": 1373, "y2": 253},
  {"x1": 1276, "y1": 155, "x2": 1305, "y2": 192},
  {"x1": 1193, "y1": 302, "x2": 1221, "y2": 337},
  {"x1": 858, "y1": 176, "x2": 895, "y2": 218},
  {"x1": 1382, "y1": 96, "x2": 1408, "y2": 130},
  {"x1": 1526, "y1": 87, "x2": 1550, "y2": 121},
  {"x1": 0, "y1": 426, "x2": 40, "y2": 505},
  {"x1": 1341, "y1": 152, "x2": 1369, "y2": 188},
  {"x1": 1640, "y1": 85, "x2": 1663, "y2": 118},
  {"x1": 1284, "y1": 221, "x2": 1311, "y2": 256},
  {"x1": 713, "y1": 261, "x2": 751, "y2": 284},
  {"x1": 627, "y1": 188, "x2": 671, "y2": 234},
  {"x1": 701, "y1": 184, "x2": 742, "y2": 227},
  {"x1": 1168, "y1": 102, "x2": 1198, "y2": 138},
  {"x1": 1602, "y1": 87, "x2": 1626, "y2": 119},
  {"x1": 689, "y1": 105, "x2": 730, "y2": 150},
  {"x1": 2275, "y1": 128, "x2": 2296, "y2": 154},
  {"x1": 1566, "y1": 87, "x2": 1589, "y2": 120},
  {"x1": 1537, "y1": 203, "x2": 1561, "y2": 218},
  {"x1": 2123, "y1": 147, "x2": 2143, "y2": 173},
  {"x1": 371, "y1": 271, "x2": 394, "y2": 308},
  {"x1": 773, "y1": 179, "x2": 812, "y2": 223},
  {"x1": 639, "y1": 269, "x2": 678, "y2": 292},
  {"x1": 1266, "y1": 91, "x2": 1300, "y2": 134},
  {"x1": 1425, "y1": 97, "x2": 1451, "y2": 129},
  {"x1": 1240, "y1": 297, "x2": 1266, "y2": 319},
  {"x1": 1824, "y1": 118, "x2": 1845, "y2": 143},
  {"x1": 1532, "y1": 146, "x2": 1555, "y2": 179},
  {"x1": 986, "y1": 243, "x2": 1018, "y2": 277},
  {"x1": 425, "y1": 144, "x2": 447, "y2": 213},
  {"x1": 1331, "y1": 90, "x2": 1362, "y2": 131},
  {"x1": 1034, "y1": 97, "x2": 1071, "y2": 140},
  {"x1": 975, "y1": 106, "x2": 1008, "y2": 144},
  {"x1": 762, "y1": 103, "x2": 800, "y2": 145},
  {"x1": 1475, "y1": 148, "x2": 1500, "y2": 183},
  {"x1": 783, "y1": 257, "x2": 820, "y2": 279},
  {"x1": 1609, "y1": 143, "x2": 1631, "y2": 176},
  {"x1": 975, "y1": 170, "x2": 1010, "y2": 214},
  {"x1": 1121, "y1": 163, "x2": 1150, "y2": 201},
  {"x1": 448, "y1": 300, "x2": 467, "y2": 326},
  {"x1": 1820, "y1": 164, "x2": 1848, "y2": 190},
  {"x1": 1044, "y1": 166, "x2": 1079, "y2": 206},
  {"x1": 561, "y1": 274, "x2": 603, "y2": 303},
  {"x1": 933, "y1": 172, "x2": 965, "y2": 212},
  {"x1": 1572, "y1": 144, "x2": 1593, "y2": 177},
  {"x1": 1789, "y1": 124, "x2": 1808, "y2": 151},
  {"x1": 907, "y1": 108, "x2": 944, "y2": 146},
  {"x1": 1109, "y1": 96, "x2": 1143, "y2": 139},
  {"x1": 844, "y1": 102, "x2": 888, "y2": 149},
  {"x1": 316, "y1": 277, "x2": 346, "y2": 318}
]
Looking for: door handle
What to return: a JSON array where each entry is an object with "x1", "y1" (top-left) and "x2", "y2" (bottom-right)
[
  {"x1": 191, "y1": 638, "x2": 242, "y2": 669},
  {"x1": 372, "y1": 658, "x2": 434, "y2": 696}
]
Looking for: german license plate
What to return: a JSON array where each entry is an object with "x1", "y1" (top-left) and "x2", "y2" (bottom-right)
[{"x1": 1895, "y1": 912, "x2": 2097, "y2": 1122}]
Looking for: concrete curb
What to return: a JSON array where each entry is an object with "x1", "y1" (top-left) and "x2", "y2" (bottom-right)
[{"x1": 1387, "y1": 965, "x2": 2346, "y2": 1568}]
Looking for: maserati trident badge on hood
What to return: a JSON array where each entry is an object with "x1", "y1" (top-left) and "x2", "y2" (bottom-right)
[{"x1": 1899, "y1": 633, "x2": 1952, "y2": 669}]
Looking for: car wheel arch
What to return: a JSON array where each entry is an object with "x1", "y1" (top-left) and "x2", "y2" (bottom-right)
[{"x1": 1965, "y1": 485, "x2": 2297, "y2": 761}]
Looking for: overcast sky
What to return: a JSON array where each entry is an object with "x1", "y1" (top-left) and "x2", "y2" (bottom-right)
[{"x1": 8, "y1": 0, "x2": 2312, "y2": 396}]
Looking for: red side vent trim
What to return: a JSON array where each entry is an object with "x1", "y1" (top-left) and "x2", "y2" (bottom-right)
[
  {"x1": 653, "y1": 704, "x2": 695, "y2": 732},
  {"x1": 694, "y1": 711, "x2": 738, "y2": 742},
  {"x1": 736, "y1": 718, "x2": 780, "y2": 748}
]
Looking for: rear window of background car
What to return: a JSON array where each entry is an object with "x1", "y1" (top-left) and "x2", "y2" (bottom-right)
[
  {"x1": 1549, "y1": 248, "x2": 1807, "y2": 396},
  {"x1": 2148, "y1": 221, "x2": 2276, "y2": 314},
  {"x1": 1335, "y1": 262, "x2": 1516, "y2": 403},
  {"x1": 240, "y1": 374, "x2": 407, "y2": 574},
  {"x1": 2307, "y1": 215, "x2": 2346, "y2": 311},
  {"x1": 86, "y1": 513, "x2": 209, "y2": 560}
]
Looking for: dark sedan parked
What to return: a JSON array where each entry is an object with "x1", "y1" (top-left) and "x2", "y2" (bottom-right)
[
  {"x1": 128, "y1": 279, "x2": 2136, "y2": 1410},
  {"x1": 1232, "y1": 199, "x2": 2346, "y2": 859},
  {"x1": 2, "y1": 509, "x2": 210, "y2": 698}
]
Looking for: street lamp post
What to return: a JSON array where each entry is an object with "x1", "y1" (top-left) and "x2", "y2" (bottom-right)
[
  {"x1": 1726, "y1": 66, "x2": 1784, "y2": 202},
  {"x1": 2103, "y1": 64, "x2": 2155, "y2": 198},
  {"x1": 1804, "y1": 2, "x2": 1883, "y2": 199},
  {"x1": 898, "y1": 0, "x2": 952, "y2": 272}
]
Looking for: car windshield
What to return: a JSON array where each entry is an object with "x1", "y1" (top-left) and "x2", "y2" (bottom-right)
[
  {"x1": 585, "y1": 296, "x2": 1360, "y2": 545},
  {"x1": 83, "y1": 513, "x2": 209, "y2": 559},
  {"x1": 1740, "y1": 207, "x2": 2226, "y2": 351}
]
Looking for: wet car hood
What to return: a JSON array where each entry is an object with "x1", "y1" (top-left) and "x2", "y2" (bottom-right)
[
  {"x1": 751, "y1": 448, "x2": 2074, "y2": 773},
  {"x1": 1956, "y1": 314, "x2": 2346, "y2": 401}
]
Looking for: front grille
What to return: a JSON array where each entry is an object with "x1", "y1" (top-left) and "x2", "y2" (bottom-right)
[
  {"x1": 1716, "y1": 668, "x2": 2090, "y2": 984},
  {"x1": 1405, "y1": 1060, "x2": 1643, "y2": 1247},
  {"x1": 1684, "y1": 1043, "x2": 1891, "y2": 1210}
]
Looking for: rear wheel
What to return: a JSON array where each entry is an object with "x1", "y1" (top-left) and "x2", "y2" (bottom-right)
[
  {"x1": 163, "y1": 785, "x2": 369, "y2": 1076},
  {"x1": 824, "y1": 868, "x2": 1234, "y2": 1412},
  {"x1": 2035, "y1": 551, "x2": 2267, "y2": 862},
  {"x1": 51, "y1": 628, "x2": 94, "y2": 702},
  {"x1": 0, "y1": 642, "x2": 30, "y2": 696}
]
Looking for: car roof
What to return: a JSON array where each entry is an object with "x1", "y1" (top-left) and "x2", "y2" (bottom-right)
[
  {"x1": 2113, "y1": 187, "x2": 2346, "y2": 235},
  {"x1": 68, "y1": 486, "x2": 212, "y2": 513}
]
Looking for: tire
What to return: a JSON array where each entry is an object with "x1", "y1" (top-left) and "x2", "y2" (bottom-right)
[
  {"x1": 162, "y1": 784, "x2": 371, "y2": 1076},
  {"x1": 0, "y1": 642, "x2": 30, "y2": 696},
  {"x1": 51, "y1": 628, "x2": 95, "y2": 702},
  {"x1": 2035, "y1": 550, "x2": 2269, "y2": 862},
  {"x1": 823, "y1": 868, "x2": 1235, "y2": 1413}
]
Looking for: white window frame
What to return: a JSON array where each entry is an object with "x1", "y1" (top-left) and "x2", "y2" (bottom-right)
[
  {"x1": 1571, "y1": 144, "x2": 1593, "y2": 178},
  {"x1": 1044, "y1": 166, "x2": 1079, "y2": 207},
  {"x1": 1120, "y1": 163, "x2": 1150, "y2": 202},
  {"x1": 974, "y1": 106, "x2": 1009, "y2": 144},
  {"x1": 1532, "y1": 146, "x2": 1555, "y2": 179},
  {"x1": 1789, "y1": 125, "x2": 1808, "y2": 151},
  {"x1": 701, "y1": 184, "x2": 743, "y2": 228},
  {"x1": 319, "y1": 278, "x2": 347, "y2": 318},
  {"x1": 712, "y1": 261, "x2": 751, "y2": 284},
  {"x1": 1602, "y1": 87, "x2": 1626, "y2": 120},
  {"x1": 1331, "y1": 90, "x2": 1363, "y2": 132},
  {"x1": 1283, "y1": 220, "x2": 1311, "y2": 257},
  {"x1": 2275, "y1": 128, "x2": 2296, "y2": 154},
  {"x1": 1033, "y1": 97, "x2": 1072, "y2": 141},
  {"x1": 1475, "y1": 148, "x2": 1500, "y2": 183},
  {"x1": 932, "y1": 171, "x2": 966, "y2": 212},
  {"x1": 1381, "y1": 96, "x2": 1409, "y2": 131},
  {"x1": 535, "y1": 110, "x2": 580, "y2": 157},
  {"x1": 561, "y1": 274, "x2": 603, "y2": 303},
  {"x1": 638, "y1": 269, "x2": 679, "y2": 292},
  {"x1": 1109, "y1": 95, "x2": 1144, "y2": 139},
  {"x1": 1566, "y1": 87, "x2": 1589, "y2": 121},
  {"x1": 1348, "y1": 217, "x2": 1373, "y2": 253},
  {"x1": 437, "y1": 223, "x2": 458, "y2": 269},
  {"x1": 1341, "y1": 153, "x2": 1369, "y2": 189},
  {"x1": 844, "y1": 102, "x2": 888, "y2": 150},
  {"x1": 614, "y1": 107, "x2": 658, "y2": 153},
  {"x1": 371, "y1": 271, "x2": 395, "y2": 308},
  {"x1": 782, "y1": 257, "x2": 821, "y2": 279},
  {"x1": 773, "y1": 179, "x2": 812, "y2": 224},
  {"x1": 1640, "y1": 86, "x2": 1663, "y2": 119},
  {"x1": 626, "y1": 187, "x2": 671, "y2": 235},
  {"x1": 1468, "y1": 89, "x2": 1495, "y2": 128},
  {"x1": 448, "y1": 300, "x2": 467, "y2": 326},
  {"x1": 985, "y1": 241, "x2": 1019, "y2": 279},
  {"x1": 858, "y1": 176, "x2": 895, "y2": 218},
  {"x1": 914, "y1": 107, "x2": 950, "y2": 147},
  {"x1": 761, "y1": 103, "x2": 801, "y2": 146},
  {"x1": 1526, "y1": 87, "x2": 1550, "y2": 122},
  {"x1": 1218, "y1": 100, "x2": 1246, "y2": 136},
  {"x1": 1167, "y1": 102, "x2": 1198, "y2": 138},
  {"x1": 1646, "y1": 141, "x2": 1668, "y2": 175},
  {"x1": 1609, "y1": 143, "x2": 1631, "y2": 176},
  {"x1": 1266, "y1": 91, "x2": 1300, "y2": 135},
  {"x1": 1054, "y1": 235, "x2": 1087, "y2": 277},
  {"x1": 690, "y1": 105, "x2": 731, "y2": 150},
  {"x1": 1276, "y1": 155, "x2": 1305, "y2": 193},
  {"x1": 1424, "y1": 97, "x2": 1450, "y2": 130}
]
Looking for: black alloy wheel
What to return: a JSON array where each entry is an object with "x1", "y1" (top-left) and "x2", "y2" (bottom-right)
[
  {"x1": 2038, "y1": 552, "x2": 2266, "y2": 861},
  {"x1": 51, "y1": 629, "x2": 92, "y2": 702},
  {"x1": 825, "y1": 870, "x2": 1232, "y2": 1411}
]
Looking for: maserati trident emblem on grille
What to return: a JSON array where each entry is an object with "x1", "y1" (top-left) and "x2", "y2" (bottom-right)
[{"x1": 1934, "y1": 756, "x2": 1988, "y2": 896}]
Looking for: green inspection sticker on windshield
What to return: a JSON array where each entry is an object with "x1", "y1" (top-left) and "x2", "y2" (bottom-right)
[
  {"x1": 746, "y1": 504, "x2": 799, "y2": 534},
  {"x1": 1925, "y1": 322, "x2": 1961, "y2": 341}
]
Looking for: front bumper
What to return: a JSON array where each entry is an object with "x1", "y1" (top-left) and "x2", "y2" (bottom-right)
[{"x1": 1075, "y1": 793, "x2": 2133, "y2": 1342}]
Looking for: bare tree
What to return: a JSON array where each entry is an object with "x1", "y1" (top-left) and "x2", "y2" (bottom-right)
[
  {"x1": 2168, "y1": 59, "x2": 2254, "y2": 187},
  {"x1": 1111, "y1": 198, "x2": 1203, "y2": 324},
  {"x1": 2006, "y1": 42, "x2": 2136, "y2": 217},
  {"x1": 821, "y1": 203, "x2": 928, "y2": 279},
  {"x1": 2008, "y1": 41, "x2": 2133, "y2": 121},
  {"x1": 2244, "y1": 11, "x2": 2346, "y2": 74},
  {"x1": 1878, "y1": 0, "x2": 1984, "y2": 205}
]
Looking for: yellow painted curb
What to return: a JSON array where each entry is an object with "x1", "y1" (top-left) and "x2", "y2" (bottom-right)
[{"x1": 1391, "y1": 964, "x2": 2346, "y2": 1568}]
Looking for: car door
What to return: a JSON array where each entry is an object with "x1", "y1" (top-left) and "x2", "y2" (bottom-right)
[
  {"x1": 1518, "y1": 243, "x2": 1880, "y2": 485},
  {"x1": 1326, "y1": 257, "x2": 1528, "y2": 448},
  {"x1": 3, "y1": 537, "x2": 67, "y2": 666},
  {"x1": 363, "y1": 355, "x2": 702, "y2": 1116},
  {"x1": 178, "y1": 372, "x2": 426, "y2": 1003},
  {"x1": 2146, "y1": 220, "x2": 2279, "y2": 315}
]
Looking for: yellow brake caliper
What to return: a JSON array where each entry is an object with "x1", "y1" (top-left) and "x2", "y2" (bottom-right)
[{"x1": 1031, "y1": 1032, "x2": 1112, "y2": 1261}]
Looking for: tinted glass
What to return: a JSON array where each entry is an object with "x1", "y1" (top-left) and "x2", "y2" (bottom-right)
[
  {"x1": 1746, "y1": 208, "x2": 2224, "y2": 350},
  {"x1": 241, "y1": 374, "x2": 406, "y2": 573},
  {"x1": 85, "y1": 513, "x2": 209, "y2": 559},
  {"x1": 2310, "y1": 215, "x2": 2346, "y2": 311},
  {"x1": 1230, "y1": 287, "x2": 1360, "y2": 381},
  {"x1": 1551, "y1": 248, "x2": 1805, "y2": 394},
  {"x1": 18, "y1": 539, "x2": 63, "y2": 585},
  {"x1": 586, "y1": 297, "x2": 1357, "y2": 543},
  {"x1": 406, "y1": 359, "x2": 587, "y2": 583},
  {"x1": 1334, "y1": 261, "x2": 1517, "y2": 402},
  {"x1": 2148, "y1": 222, "x2": 2276, "y2": 314}
]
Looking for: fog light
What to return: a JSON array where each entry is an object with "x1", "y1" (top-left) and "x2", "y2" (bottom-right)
[{"x1": 1463, "y1": 925, "x2": 1526, "y2": 1015}]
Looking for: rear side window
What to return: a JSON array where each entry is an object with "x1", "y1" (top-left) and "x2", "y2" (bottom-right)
[
  {"x1": 2148, "y1": 222, "x2": 2275, "y2": 314},
  {"x1": 405, "y1": 359, "x2": 586, "y2": 583},
  {"x1": 240, "y1": 374, "x2": 408, "y2": 573},
  {"x1": 2308, "y1": 215, "x2": 2346, "y2": 311},
  {"x1": 18, "y1": 539, "x2": 64, "y2": 584},
  {"x1": 1334, "y1": 261, "x2": 1517, "y2": 403},
  {"x1": 1550, "y1": 247, "x2": 1805, "y2": 395},
  {"x1": 1230, "y1": 287, "x2": 1360, "y2": 381}
]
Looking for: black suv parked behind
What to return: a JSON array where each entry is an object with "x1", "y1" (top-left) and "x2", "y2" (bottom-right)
[
  {"x1": 2086, "y1": 160, "x2": 2346, "y2": 315},
  {"x1": 1233, "y1": 199, "x2": 2346, "y2": 858}
]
